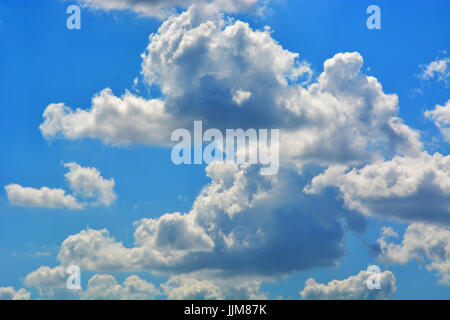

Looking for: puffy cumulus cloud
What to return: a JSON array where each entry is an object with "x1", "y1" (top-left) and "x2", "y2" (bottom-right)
[
  {"x1": 0, "y1": 287, "x2": 31, "y2": 300},
  {"x1": 4, "y1": 184, "x2": 82, "y2": 209},
  {"x1": 140, "y1": 13, "x2": 420, "y2": 164},
  {"x1": 140, "y1": 10, "x2": 312, "y2": 131},
  {"x1": 281, "y1": 52, "x2": 422, "y2": 166},
  {"x1": 420, "y1": 56, "x2": 450, "y2": 83},
  {"x1": 425, "y1": 100, "x2": 450, "y2": 143},
  {"x1": 39, "y1": 91, "x2": 175, "y2": 145},
  {"x1": 76, "y1": 0, "x2": 263, "y2": 19},
  {"x1": 57, "y1": 229, "x2": 140, "y2": 273},
  {"x1": 41, "y1": 7, "x2": 421, "y2": 168},
  {"x1": 304, "y1": 152, "x2": 450, "y2": 226},
  {"x1": 24, "y1": 266, "x2": 71, "y2": 298},
  {"x1": 24, "y1": 266, "x2": 159, "y2": 299},
  {"x1": 55, "y1": 163, "x2": 345, "y2": 277},
  {"x1": 81, "y1": 274, "x2": 159, "y2": 300},
  {"x1": 377, "y1": 223, "x2": 450, "y2": 285},
  {"x1": 134, "y1": 212, "x2": 215, "y2": 251},
  {"x1": 300, "y1": 269, "x2": 396, "y2": 300},
  {"x1": 64, "y1": 162, "x2": 116, "y2": 206},
  {"x1": 4, "y1": 162, "x2": 116, "y2": 209},
  {"x1": 161, "y1": 273, "x2": 266, "y2": 300}
]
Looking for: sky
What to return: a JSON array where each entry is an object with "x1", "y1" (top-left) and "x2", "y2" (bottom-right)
[{"x1": 0, "y1": 0, "x2": 449, "y2": 300}]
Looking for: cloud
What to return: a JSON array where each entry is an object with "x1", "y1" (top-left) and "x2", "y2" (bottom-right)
[
  {"x1": 419, "y1": 57, "x2": 450, "y2": 83},
  {"x1": 4, "y1": 162, "x2": 116, "y2": 209},
  {"x1": 425, "y1": 100, "x2": 450, "y2": 143},
  {"x1": 4, "y1": 184, "x2": 82, "y2": 209},
  {"x1": 381, "y1": 226, "x2": 399, "y2": 238},
  {"x1": 54, "y1": 163, "x2": 345, "y2": 277},
  {"x1": 39, "y1": 93, "x2": 174, "y2": 145},
  {"x1": 161, "y1": 273, "x2": 266, "y2": 300},
  {"x1": 304, "y1": 152, "x2": 450, "y2": 226},
  {"x1": 0, "y1": 287, "x2": 31, "y2": 300},
  {"x1": 28, "y1": 2, "x2": 445, "y2": 299},
  {"x1": 232, "y1": 89, "x2": 252, "y2": 106},
  {"x1": 377, "y1": 223, "x2": 450, "y2": 285},
  {"x1": 300, "y1": 269, "x2": 396, "y2": 300},
  {"x1": 41, "y1": 7, "x2": 421, "y2": 170},
  {"x1": 64, "y1": 162, "x2": 116, "y2": 206},
  {"x1": 81, "y1": 274, "x2": 159, "y2": 300},
  {"x1": 24, "y1": 266, "x2": 69, "y2": 298},
  {"x1": 75, "y1": 0, "x2": 263, "y2": 18},
  {"x1": 24, "y1": 265, "x2": 159, "y2": 299}
]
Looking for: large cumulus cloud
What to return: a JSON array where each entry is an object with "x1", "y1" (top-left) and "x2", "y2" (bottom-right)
[
  {"x1": 54, "y1": 163, "x2": 346, "y2": 277},
  {"x1": 304, "y1": 152, "x2": 450, "y2": 226},
  {"x1": 40, "y1": 6, "x2": 421, "y2": 169}
]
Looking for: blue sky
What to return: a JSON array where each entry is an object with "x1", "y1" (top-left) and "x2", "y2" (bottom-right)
[{"x1": 0, "y1": 0, "x2": 449, "y2": 300}]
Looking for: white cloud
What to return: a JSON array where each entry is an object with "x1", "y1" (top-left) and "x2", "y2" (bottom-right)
[
  {"x1": 4, "y1": 162, "x2": 116, "y2": 209},
  {"x1": 0, "y1": 287, "x2": 31, "y2": 300},
  {"x1": 24, "y1": 265, "x2": 159, "y2": 299},
  {"x1": 81, "y1": 274, "x2": 159, "y2": 300},
  {"x1": 39, "y1": 91, "x2": 175, "y2": 145},
  {"x1": 300, "y1": 269, "x2": 396, "y2": 300},
  {"x1": 75, "y1": 0, "x2": 262, "y2": 18},
  {"x1": 377, "y1": 223, "x2": 450, "y2": 285},
  {"x1": 304, "y1": 152, "x2": 450, "y2": 226},
  {"x1": 381, "y1": 226, "x2": 399, "y2": 238},
  {"x1": 4, "y1": 184, "x2": 82, "y2": 209},
  {"x1": 57, "y1": 229, "x2": 138, "y2": 273},
  {"x1": 232, "y1": 89, "x2": 252, "y2": 106},
  {"x1": 420, "y1": 57, "x2": 450, "y2": 83},
  {"x1": 161, "y1": 273, "x2": 266, "y2": 300},
  {"x1": 425, "y1": 99, "x2": 450, "y2": 143},
  {"x1": 24, "y1": 266, "x2": 68, "y2": 298},
  {"x1": 64, "y1": 162, "x2": 116, "y2": 206}
]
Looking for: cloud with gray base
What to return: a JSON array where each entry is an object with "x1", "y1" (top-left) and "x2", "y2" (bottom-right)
[
  {"x1": 53, "y1": 163, "x2": 346, "y2": 277},
  {"x1": 304, "y1": 152, "x2": 450, "y2": 226}
]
